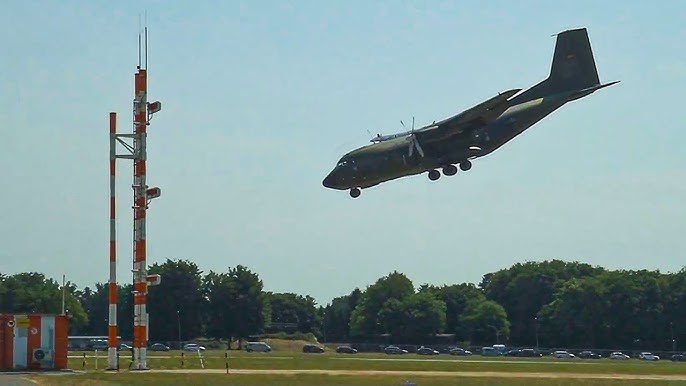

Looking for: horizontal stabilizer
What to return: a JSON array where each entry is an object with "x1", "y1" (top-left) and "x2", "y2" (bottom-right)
[{"x1": 569, "y1": 80, "x2": 620, "y2": 99}]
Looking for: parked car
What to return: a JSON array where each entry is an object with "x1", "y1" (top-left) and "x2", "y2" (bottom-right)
[
  {"x1": 150, "y1": 343, "x2": 170, "y2": 351},
  {"x1": 610, "y1": 351, "x2": 630, "y2": 360},
  {"x1": 336, "y1": 345, "x2": 358, "y2": 354},
  {"x1": 416, "y1": 346, "x2": 439, "y2": 355},
  {"x1": 671, "y1": 354, "x2": 686, "y2": 362},
  {"x1": 553, "y1": 350, "x2": 575, "y2": 358},
  {"x1": 118, "y1": 343, "x2": 132, "y2": 351},
  {"x1": 578, "y1": 350, "x2": 601, "y2": 359},
  {"x1": 506, "y1": 349, "x2": 522, "y2": 356},
  {"x1": 302, "y1": 344, "x2": 325, "y2": 353},
  {"x1": 518, "y1": 348, "x2": 543, "y2": 357},
  {"x1": 448, "y1": 347, "x2": 472, "y2": 356},
  {"x1": 245, "y1": 341, "x2": 272, "y2": 352},
  {"x1": 638, "y1": 352, "x2": 660, "y2": 361},
  {"x1": 481, "y1": 347, "x2": 500, "y2": 356},
  {"x1": 183, "y1": 343, "x2": 206, "y2": 352},
  {"x1": 90, "y1": 339, "x2": 108, "y2": 351},
  {"x1": 384, "y1": 345, "x2": 408, "y2": 355}
]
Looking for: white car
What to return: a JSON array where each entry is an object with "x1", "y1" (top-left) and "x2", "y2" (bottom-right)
[
  {"x1": 182, "y1": 343, "x2": 206, "y2": 352},
  {"x1": 553, "y1": 350, "x2": 575, "y2": 358},
  {"x1": 245, "y1": 341, "x2": 272, "y2": 352},
  {"x1": 639, "y1": 352, "x2": 660, "y2": 361},
  {"x1": 610, "y1": 351, "x2": 630, "y2": 360}
]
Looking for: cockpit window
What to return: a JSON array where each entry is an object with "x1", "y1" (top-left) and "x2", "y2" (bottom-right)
[{"x1": 337, "y1": 160, "x2": 348, "y2": 167}]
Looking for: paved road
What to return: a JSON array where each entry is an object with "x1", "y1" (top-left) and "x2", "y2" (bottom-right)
[{"x1": 0, "y1": 374, "x2": 36, "y2": 386}]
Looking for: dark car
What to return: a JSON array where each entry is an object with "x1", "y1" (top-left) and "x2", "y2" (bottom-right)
[
  {"x1": 448, "y1": 347, "x2": 472, "y2": 356},
  {"x1": 416, "y1": 346, "x2": 439, "y2": 355},
  {"x1": 150, "y1": 343, "x2": 170, "y2": 351},
  {"x1": 505, "y1": 349, "x2": 521, "y2": 356},
  {"x1": 671, "y1": 354, "x2": 686, "y2": 362},
  {"x1": 578, "y1": 350, "x2": 601, "y2": 359},
  {"x1": 336, "y1": 345, "x2": 358, "y2": 354},
  {"x1": 518, "y1": 349, "x2": 543, "y2": 357},
  {"x1": 384, "y1": 346, "x2": 408, "y2": 355},
  {"x1": 302, "y1": 344, "x2": 325, "y2": 353}
]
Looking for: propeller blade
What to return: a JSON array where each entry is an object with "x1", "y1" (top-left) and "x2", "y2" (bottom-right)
[
  {"x1": 415, "y1": 139, "x2": 425, "y2": 157},
  {"x1": 407, "y1": 134, "x2": 425, "y2": 157}
]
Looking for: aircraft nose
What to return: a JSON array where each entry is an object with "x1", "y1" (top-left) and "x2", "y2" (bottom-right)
[{"x1": 323, "y1": 172, "x2": 336, "y2": 189}]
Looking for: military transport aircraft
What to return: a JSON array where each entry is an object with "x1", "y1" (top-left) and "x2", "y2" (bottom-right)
[{"x1": 323, "y1": 28, "x2": 619, "y2": 198}]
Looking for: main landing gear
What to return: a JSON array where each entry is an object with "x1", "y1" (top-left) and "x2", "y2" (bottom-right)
[
  {"x1": 442, "y1": 164, "x2": 458, "y2": 176},
  {"x1": 349, "y1": 188, "x2": 361, "y2": 198},
  {"x1": 428, "y1": 161, "x2": 472, "y2": 181}
]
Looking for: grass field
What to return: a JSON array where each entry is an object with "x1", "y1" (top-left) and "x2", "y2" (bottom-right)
[
  {"x1": 23, "y1": 373, "x2": 686, "y2": 386},
  {"x1": 21, "y1": 346, "x2": 686, "y2": 386}
]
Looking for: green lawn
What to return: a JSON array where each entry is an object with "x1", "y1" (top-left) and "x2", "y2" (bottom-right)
[
  {"x1": 25, "y1": 372, "x2": 686, "y2": 386},
  {"x1": 66, "y1": 350, "x2": 686, "y2": 375}
]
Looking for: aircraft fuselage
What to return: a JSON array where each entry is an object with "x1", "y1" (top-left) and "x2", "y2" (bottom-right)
[{"x1": 322, "y1": 91, "x2": 571, "y2": 191}]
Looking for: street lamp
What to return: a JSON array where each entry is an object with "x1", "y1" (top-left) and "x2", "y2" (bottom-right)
[
  {"x1": 176, "y1": 310, "x2": 181, "y2": 349},
  {"x1": 671, "y1": 322, "x2": 676, "y2": 352},
  {"x1": 535, "y1": 317, "x2": 540, "y2": 352}
]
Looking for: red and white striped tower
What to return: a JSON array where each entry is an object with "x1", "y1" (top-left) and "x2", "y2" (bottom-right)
[
  {"x1": 132, "y1": 65, "x2": 149, "y2": 370},
  {"x1": 107, "y1": 112, "x2": 118, "y2": 370},
  {"x1": 108, "y1": 26, "x2": 162, "y2": 371},
  {"x1": 131, "y1": 27, "x2": 162, "y2": 369}
]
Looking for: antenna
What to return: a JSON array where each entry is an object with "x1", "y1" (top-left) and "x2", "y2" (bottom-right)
[
  {"x1": 138, "y1": 14, "x2": 142, "y2": 69},
  {"x1": 144, "y1": 10, "x2": 148, "y2": 69}
]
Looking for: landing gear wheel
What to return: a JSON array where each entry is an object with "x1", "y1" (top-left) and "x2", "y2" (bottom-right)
[
  {"x1": 459, "y1": 160, "x2": 472, "y2": 171},
  {"x1": 442, "y1": 165, "x2": 458, "y2": 176},
  {"x1": 428, "y1": 169, "x2": 441, "y2": 181},
  {"x1": 349, "y1": 188, "x2": 361, "y2": 198}
]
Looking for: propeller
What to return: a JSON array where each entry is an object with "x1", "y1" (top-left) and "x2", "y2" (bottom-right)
[{"x1": 406, "y1": 116, "x2": 425, "y2": 157}]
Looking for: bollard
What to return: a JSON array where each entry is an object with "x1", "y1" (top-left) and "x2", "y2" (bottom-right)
[
  {"x1": 95, "y1": 349, "x2": 98, "y2": 370},
  {"x1": 82, "y1": 353, "x2": 86, "y2": 370},
  {"x1": 225, "y1": 352, "x2": 229, "y2": 374},
  {"x1": 181, "y1": 351, "x2": 184, "y2": 367},
  {"x1": 117, "y1": 352, "x2": 120, "y2": 372}
]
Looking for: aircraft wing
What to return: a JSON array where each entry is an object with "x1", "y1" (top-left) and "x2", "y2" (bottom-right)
[{"x1": 413, "y1": 88, "x2": 522, "y2": 141}]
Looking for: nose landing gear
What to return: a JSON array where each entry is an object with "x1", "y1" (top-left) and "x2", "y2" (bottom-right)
[{"x1": 349, "y1": 188, "x2": 361, "y2": 198}]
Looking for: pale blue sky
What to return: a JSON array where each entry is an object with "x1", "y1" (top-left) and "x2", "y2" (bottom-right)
[{"x1": 1, "y1": 1, "x2": 684, "y2": 305}]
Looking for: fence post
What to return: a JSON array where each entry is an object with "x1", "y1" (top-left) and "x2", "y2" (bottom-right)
[
  {"x1": 181, "y1": 351, "x2": 184, "y2": 367},
  {"x1": 225, "y1": 351, "x2": 229, "y2": 374},
  {"x1": 82, "y1": 353, "x2": 86, "y2": 370}
]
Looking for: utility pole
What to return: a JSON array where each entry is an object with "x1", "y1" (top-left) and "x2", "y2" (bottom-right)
[
  {"x1": 177, "y1": 310, "x2": 181, "y2": 349},
  {"x1": 535, "y1": 317, "x2": 540, "y2": 352}
]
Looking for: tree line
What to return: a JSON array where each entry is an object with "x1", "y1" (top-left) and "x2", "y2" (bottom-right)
[{"x1": 1, "y1": 259, "x2": 684, "y2": 351}]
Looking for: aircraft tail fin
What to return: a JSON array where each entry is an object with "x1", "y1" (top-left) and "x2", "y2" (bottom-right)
[
  {"x1": 510, "y1": 28, "x2": 607, "y2": 103},
  {"x1": 546, "y1": 27, "x2": 600, "y2": 93}
]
